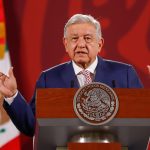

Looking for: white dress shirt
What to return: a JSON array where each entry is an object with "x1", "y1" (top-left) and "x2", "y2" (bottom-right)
[{"x1": 72, "y1": 57, "x2": 98, "y2": 87}]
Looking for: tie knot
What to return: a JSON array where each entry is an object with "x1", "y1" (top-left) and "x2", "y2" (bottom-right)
[
  {"x1": 80, "y1": 70, "x2": 92, "y2": 85},
  {"x1": 81, "y1": 70, "x2": 91, "y2": 76}
]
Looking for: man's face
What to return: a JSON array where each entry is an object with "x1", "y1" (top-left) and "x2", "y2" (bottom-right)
[{"x1": 63, "y1": 23, "x2": 104, "y2": 68}]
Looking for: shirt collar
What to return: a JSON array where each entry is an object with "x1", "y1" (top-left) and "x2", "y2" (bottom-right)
[{"x1": 72, "y1": 57, "x2": 98, "y2": 75}]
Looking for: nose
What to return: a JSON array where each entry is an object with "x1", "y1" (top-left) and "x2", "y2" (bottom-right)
[{"x1": 77, "y1": 37, "x2": 86, "y2": 48}]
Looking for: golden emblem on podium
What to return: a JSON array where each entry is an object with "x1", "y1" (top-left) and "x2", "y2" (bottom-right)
[{"x1": 74, "y1": 82, "x2": 119, "y2": 125}]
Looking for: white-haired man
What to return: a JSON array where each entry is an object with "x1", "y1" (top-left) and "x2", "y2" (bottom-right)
[{"x1": 0, "y1": 14, "x2": 143, "y2": 136}]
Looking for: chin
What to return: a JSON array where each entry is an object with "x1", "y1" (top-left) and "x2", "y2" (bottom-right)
[
  {"x1": 76, "y1": 60, "x2": 87, "y2": 64},
  {"x1": 75, "y1": 61, "x2": 90, "y2": 68}
]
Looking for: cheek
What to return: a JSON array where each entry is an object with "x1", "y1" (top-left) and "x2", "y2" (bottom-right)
[
  {"x1": 66, "y1": 43, "x2": 76, "y2": 51},
  {"x1": 88, "y1": 45, "x2": 100, "y2": 56},
  {"x1": 66, "y1": 46, "x2": 75, "y2": 58}
]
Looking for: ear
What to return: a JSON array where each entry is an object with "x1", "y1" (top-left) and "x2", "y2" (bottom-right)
[
  {"x1": 98, "y1": 38, "x2": 104, "y2": 53},
  {"x1": 63, "y1": 37, "x2": 68, "y2": 52}
]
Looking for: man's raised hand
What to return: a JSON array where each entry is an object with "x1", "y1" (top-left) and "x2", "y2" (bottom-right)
[{"x1": 0, "y1": 67, "x2": 17, "y2": 98}]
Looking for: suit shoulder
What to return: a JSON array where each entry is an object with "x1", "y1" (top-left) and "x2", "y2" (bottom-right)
[
  {"x1": 103, "y1": 59, "x2": 132, "y2": 69},
  {"x1": 42, "y1": 61, "x2": 71, "y2": 74}
]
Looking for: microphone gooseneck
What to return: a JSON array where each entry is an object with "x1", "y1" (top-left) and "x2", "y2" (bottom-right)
[
  {"x1": 112, "y1": 80, "x2": 116, "y2": 88},
  {"x1": 70, "y1": 80, "x2": 74, "y2": 88}
]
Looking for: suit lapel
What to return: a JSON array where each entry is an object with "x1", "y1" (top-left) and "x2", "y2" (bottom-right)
[
  {"x1": 94, "y1": 57, "x2": 107, "y2": 83},
  {"x1": 61, "y1": 61, "x2": 79, "y2": 88},
  {"x1": 94, "y1": 57, "x2": 114, "y2": 87}
]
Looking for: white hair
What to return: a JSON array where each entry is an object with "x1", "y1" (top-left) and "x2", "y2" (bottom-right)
[{"x1": 64, "y1": 14, "x2": 102, "y2": 39}]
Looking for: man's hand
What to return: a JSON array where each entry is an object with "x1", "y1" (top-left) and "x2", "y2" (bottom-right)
[{"x1": 0, "y1": 67, "x2": 17, "y2": 98}]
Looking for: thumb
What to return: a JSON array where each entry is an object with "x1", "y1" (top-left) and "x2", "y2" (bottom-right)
[{"x1": 8, "y1": 67, "x2": 15, "y2": 78}]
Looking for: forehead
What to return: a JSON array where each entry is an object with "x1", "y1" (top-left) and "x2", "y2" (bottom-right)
[{"x1": 66, "y1": 23, "x2": 97, "y2": 36}]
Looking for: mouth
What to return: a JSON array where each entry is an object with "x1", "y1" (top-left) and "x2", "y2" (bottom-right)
[{"x1": 75, "y1": 51, "x2": 88, "y2": 55}]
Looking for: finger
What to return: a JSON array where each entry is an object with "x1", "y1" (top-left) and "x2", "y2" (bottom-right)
[
  {"x1": 0, "y1": 76, "x2": 4, "y2": 85},
  {"x1": 0, "y1": 71, "x2": 9, "y2": 79},
  {"x1": 0, "y1": 83, "x2": 14, "y2": 97},
  {"x1": 0, "y1": 73, "x2": 7, "y2": 80},
  {"x1": 0, "y1": 72, "x2": 4, "y2": 77},
  {"x1": 0, "y1": 73, "x2": 4, "y2": 79},
  {"x1": 8, "y1": 67, "x2": 15, "y2": 78},
  {"x1": 0, "y1": 70, "x2": 4, "y2": 74}
]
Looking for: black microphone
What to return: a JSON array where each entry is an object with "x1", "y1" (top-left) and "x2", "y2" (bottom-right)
[
  {"x1": 112, "y1": 80, "x2": 116, "y2": 88},
  {"x1": 70, "y1": 80, "x2": 74, "y2": 88}
]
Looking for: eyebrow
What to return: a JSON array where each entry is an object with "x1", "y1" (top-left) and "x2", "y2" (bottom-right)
[
  {"x1": 84, "y1": 34, "x2": 93, "y2": 36},
  {"x1": 70, "y1": 33, "x2": 93, "y2": 37},
  {"x1": 70, "y1": 34, "x2": 78, "y2": 37}
]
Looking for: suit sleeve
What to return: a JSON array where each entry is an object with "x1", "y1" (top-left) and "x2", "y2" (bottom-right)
[
  {"x1": 3, "y1": 72, "x2": 46, "y2": 137},
  {"x1": 127, "y1": 66, "x2": 143, "y2": 88},
  {"x1": 3, "y1": 92, "x2": 35, "y2": 136}
]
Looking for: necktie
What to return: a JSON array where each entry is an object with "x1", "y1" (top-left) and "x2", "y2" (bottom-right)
[{"x1": 81, "y1": 70, "x2": 92, "y2": 85}]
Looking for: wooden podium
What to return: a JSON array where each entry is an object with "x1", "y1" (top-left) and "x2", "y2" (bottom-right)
[{"x1": 35, "y1": 88, "x2": 150, "y2": 150}]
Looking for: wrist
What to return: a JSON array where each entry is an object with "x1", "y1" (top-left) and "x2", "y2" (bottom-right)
[
  {"x1": 5, "y1": 89, "x2": 18, "y2": 98},
  {"x1": 11, "y1": 89, "x2": 18, "y2": 97},
  {"x1": 5, "y1": 90, "x2": 18, "y2": 101}
]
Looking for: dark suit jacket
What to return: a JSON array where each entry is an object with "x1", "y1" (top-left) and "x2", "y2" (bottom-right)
[{"x1": 3, "y1": 57, "x2": 143, "y2": 136}]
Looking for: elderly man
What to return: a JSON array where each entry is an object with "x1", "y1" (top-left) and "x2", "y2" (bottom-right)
[{"x1": 0, "y1": 14, "x2": 143, "y2": 136}]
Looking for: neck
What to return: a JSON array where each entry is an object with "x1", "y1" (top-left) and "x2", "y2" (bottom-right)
[
  {"x1": 76, "y1": 62, "x2": 89, "y2": 69},
  {"x1": 75, "y1": 58, "x2": 96, "y2": 69}
]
